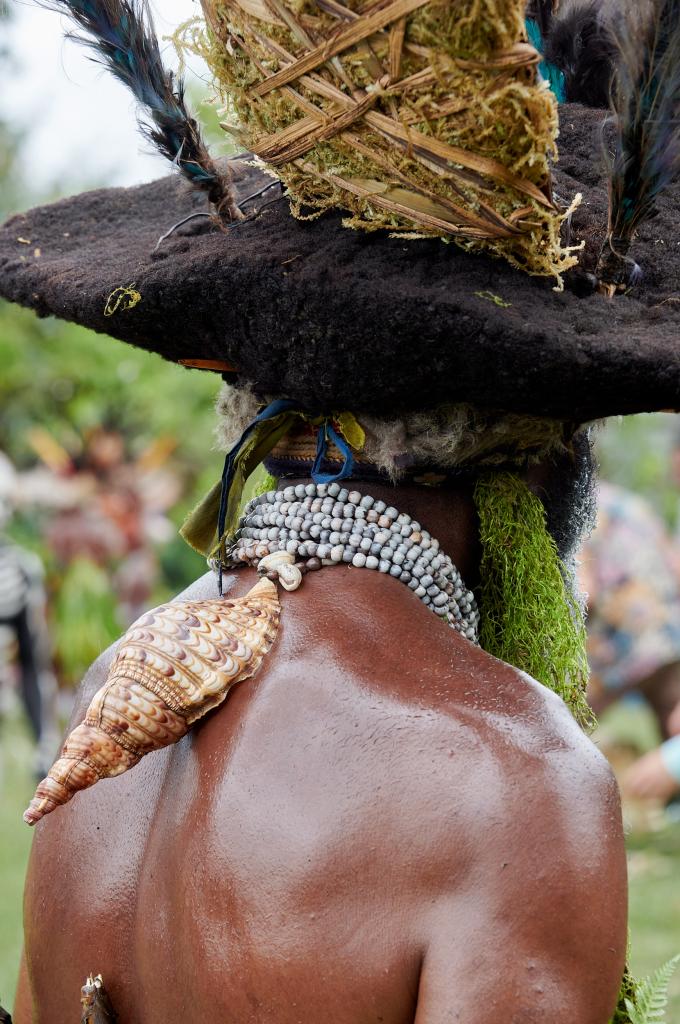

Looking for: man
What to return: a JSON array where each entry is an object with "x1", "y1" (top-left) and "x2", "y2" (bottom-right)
[
  {"x1": 0, "y1": 453, "x2": 56, "y2": 776},
  {"x1": 14, "y1": 460, "x2": 627, "y2": 1024},
  {"x1": 2, "y1": 0, "x2": 679, "y2": 1018}
]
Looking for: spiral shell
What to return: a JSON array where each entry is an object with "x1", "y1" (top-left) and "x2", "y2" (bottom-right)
[{"x1": 24, "y1": 577, "x2": 280, "y2": 825}]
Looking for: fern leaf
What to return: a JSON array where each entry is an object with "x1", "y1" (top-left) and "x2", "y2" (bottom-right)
[{"x1": 625, "y1": 955, "x2": 680, "y2": 1024}]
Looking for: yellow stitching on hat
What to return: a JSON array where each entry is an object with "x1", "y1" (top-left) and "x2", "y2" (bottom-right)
[{"x1": 104, "y1": 284, "x2": 142, "y2": 317}]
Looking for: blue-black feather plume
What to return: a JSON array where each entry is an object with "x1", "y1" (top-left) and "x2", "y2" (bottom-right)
[
  {"x1": 542, "y1": 1, "x2": 616, "y2": 108},
  {"x1": 43, "y1": 0, "x2": 238, "y2": 218},
  {"x1": 597, "y1": 0, "x2": 680, "y2": 292},
  {"x1": 526, "y1": 0, "x2": 555, "y2": 40}
]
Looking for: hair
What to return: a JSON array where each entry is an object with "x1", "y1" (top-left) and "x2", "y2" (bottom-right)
[
  {"x1": 532, "y1": 429, "x2": 598, "y2": 564},
  {"x1": 215, "y1": 382, "x2": 576, "y2": 476}
]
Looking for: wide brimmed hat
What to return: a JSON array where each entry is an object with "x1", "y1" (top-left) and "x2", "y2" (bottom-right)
[{"x1": 0, "y1": 102, "x2": 679, "y2": 421}]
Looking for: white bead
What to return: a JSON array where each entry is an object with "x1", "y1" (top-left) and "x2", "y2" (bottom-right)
[
  {"x1": 366, "y1": 556, "x2": 379, "y2": 570},
  {"x1": 330, "y1": 545, "x2": 344, "y2": 562},
  {"x1": 352, "y1": 552, "x2": 367, "y2": 568}
]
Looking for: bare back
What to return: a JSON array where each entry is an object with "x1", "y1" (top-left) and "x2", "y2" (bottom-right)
[{"x1": 16, "y1": 568, "x2": 627, "y2": 1024}]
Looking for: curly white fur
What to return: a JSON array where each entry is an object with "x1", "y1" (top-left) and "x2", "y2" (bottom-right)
[{"x1": 214, "y1": 382, "x2": 572, "y2": 478}]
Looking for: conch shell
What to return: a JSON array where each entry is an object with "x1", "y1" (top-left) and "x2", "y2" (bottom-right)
[{"x1": 24, "y1": 577, "x2": 280, "y2": 825}]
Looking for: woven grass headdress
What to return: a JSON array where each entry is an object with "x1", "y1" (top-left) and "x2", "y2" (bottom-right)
[{"x1": 193, "y1": 0, "x2": 575, "y2": 280}]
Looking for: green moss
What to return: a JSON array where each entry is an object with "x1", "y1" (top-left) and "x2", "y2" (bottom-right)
[
  {"x1": 474, "y1": 471, "x2": 593, "y2": 727},
  {"x1": 612, "y1": 967, "x2": 639, "y2": 1024}
]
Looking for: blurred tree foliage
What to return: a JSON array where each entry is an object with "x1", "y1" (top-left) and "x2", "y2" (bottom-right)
[
  {"x1": 598, "y1": 414, "x2": 680, "y2": 530},
  {"x1": 0, "y1": 12, "x2": 234, "y2": 678},
  {"x1": 0, "y1": 301, "x2": 227, "y2": 677},
  {"x1": 0, "y1": 0, "x2": 21, "y2": 217}
]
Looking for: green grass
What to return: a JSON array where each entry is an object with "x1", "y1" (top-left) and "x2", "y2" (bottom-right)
[
  {"x1": 597, "y1": 702, "x2": 680, "y2": 1019},
  {"x1": 0, "y1": 713, "x2": 34, "y2": 1010},
  {"x1": 627, "y1": 824, "x2": 680, "y2": 1018},
  {"x1": 1, "y1": 706, "x2": 679, "y2": 1017}
]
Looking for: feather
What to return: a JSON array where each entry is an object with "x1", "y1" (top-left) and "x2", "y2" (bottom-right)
[
  {"x1": 42, "y1": 0, "x2": 239, "y2": 219},
  {"x1": 597, "y1": 0, "x2": 680, "y2": 293},
  {"x1": 526, "y1": 16, "x2": 567, "y2": 102},
  {"x1": 526, "y1": 0, "x2": 556, "y2": 39},
  {"x1": 542, "y1": 1, "x2": 617, "y2": 108}
]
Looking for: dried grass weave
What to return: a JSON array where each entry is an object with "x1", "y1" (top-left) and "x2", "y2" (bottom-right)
[{"x1": 190, "y1": 0, "x2": 580, "y2": 280}]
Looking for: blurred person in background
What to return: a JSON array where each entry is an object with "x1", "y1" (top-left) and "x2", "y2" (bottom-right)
[
  {"x1": 19, "y1": 425, "x2": 182, "y2": 692},
  {"x1": 0, "y1": 452, "x2": 58, "y2": 776},
  {"x1": 580, "y1": 480, "x2": 680, "y2": 803}
]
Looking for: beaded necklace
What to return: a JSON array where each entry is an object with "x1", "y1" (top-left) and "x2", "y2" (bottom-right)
[{"x1": 224, "y1": 482, "x2": 480, "y2": 643}]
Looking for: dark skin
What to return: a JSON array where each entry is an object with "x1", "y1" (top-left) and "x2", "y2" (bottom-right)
[{"x1": 14, "y1": 480, "x2": 627, "y2": 1024}]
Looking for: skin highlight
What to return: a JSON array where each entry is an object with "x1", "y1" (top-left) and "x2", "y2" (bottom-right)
[{"x1": 14, "y1": 480, "x2": 627, "y2": 1024}]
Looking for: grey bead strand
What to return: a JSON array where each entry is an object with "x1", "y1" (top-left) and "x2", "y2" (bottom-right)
[{"x1": 229, "y1": 486, "x2": 479, "y2": 642}]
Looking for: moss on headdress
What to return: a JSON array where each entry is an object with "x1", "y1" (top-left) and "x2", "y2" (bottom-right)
[
  {"x1": 474, "y1": 471, "x2": 593, "y2": 727},
  {"x1": 180, "y1": 0, "x2": 582, "y2": 283}
]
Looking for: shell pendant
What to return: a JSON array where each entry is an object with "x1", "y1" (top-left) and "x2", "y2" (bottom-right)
[{"x1": 24, "y1": 577, "x2": 280, "y2": 825}]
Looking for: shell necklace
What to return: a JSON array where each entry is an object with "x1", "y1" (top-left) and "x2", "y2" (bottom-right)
[{"x1": 226, "y1": 482, "x2": 480, "y2": 643}]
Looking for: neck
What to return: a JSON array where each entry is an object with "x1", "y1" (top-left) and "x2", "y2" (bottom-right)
[{"x1": 281, "y1": 477, "x2": 481, "y2": 588}]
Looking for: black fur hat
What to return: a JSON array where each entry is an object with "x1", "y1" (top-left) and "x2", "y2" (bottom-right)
[{"x1": 0, "y1": 104, "x2": 679, "y2": 421}]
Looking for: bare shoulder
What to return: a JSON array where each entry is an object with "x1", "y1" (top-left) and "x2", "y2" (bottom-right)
[
  {"x1": 334, "y1": 599, "x2": 627, "y2": 1024},
  {"x1": 298, "y1": 571, "x2": 627, "y2": 1021}
]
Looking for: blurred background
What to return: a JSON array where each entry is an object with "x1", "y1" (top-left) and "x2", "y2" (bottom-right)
[{"x1": 1, "y1": 0, "x2": 679, "y2": 1013}]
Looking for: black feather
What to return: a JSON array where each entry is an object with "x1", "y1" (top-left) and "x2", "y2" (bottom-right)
[
  {"x1": 526, "y1": 0, "x2": 555, "y2": 39},
  {"x1": 43, "y1": 0, "x2": 238, "y2": 218},
  {"x1": 597, "y1": 0, "x2": 680, "y2": 292},
  {"x1": 542, "y1": 1, "x2": 617, "y2": 108}
]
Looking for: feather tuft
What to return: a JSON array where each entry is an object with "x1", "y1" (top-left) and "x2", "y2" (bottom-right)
[
  {"x1": 526, "y1": 0, "x2": 556, "y2": 40},
  {"x1": 542, "y1": 1, "x2": 617, "y2": 108},
  {"x1": 597, "y1": 0, "x2": 680, "y2": 294},
  {"x1": 41, "y1": 0, "x2": 239, "y2": 218}
]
